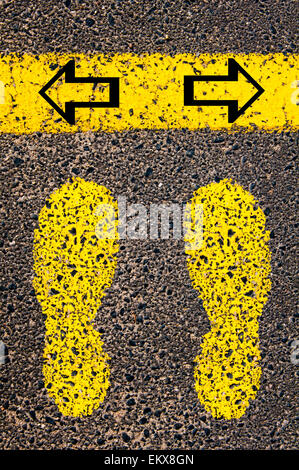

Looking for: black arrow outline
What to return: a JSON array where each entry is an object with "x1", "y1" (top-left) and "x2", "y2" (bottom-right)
[
  {"x1": 39, "y1": 60, "x2": 119, "y2": 125},
  {"x1": 184, "y1": 58, "x2": 264, "y2": 123}
]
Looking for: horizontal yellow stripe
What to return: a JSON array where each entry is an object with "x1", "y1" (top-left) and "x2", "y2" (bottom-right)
[{"x1": 0, "y1": 53, "x2": 297, "y2": 133}]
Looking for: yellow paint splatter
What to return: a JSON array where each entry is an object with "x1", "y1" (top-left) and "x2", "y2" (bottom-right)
[
  {"x1": 184, "y1": 180, "x2": 271, "y2": 419},
  {"x1": 0, "y1": 53, "x2": 297, "y2": 133},
  {"x1": 33, "y1": 178, "x2": 119, "y2": 417},
  {"x1": 0, "y1": 81, "x2": 4, "y2": 104}
]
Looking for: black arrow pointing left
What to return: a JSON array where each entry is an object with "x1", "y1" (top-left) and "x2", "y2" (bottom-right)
[{"x1": 39, "y1": 60, "x2": 119, "y2": 125}]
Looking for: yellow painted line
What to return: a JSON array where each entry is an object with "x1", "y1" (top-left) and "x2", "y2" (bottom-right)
[
  {"x1": 0, "y1": 53, "x2": 298, "y2": 133},
  {"x1": 33, "y1": 178, "x2": 119, "y2": 417},
  {"x1": 184, "y1": 180, "x2": 271, "y2": 419},
  {"x1": 0, "y1": 81, "x2": 4, "y2": 104}
]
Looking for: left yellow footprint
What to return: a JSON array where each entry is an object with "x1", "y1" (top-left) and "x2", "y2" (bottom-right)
[{"x1": 33, "y1": 178, "x2": 119, "y2": 417}]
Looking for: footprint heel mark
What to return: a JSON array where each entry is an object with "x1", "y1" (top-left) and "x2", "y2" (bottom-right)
[
  {"x1": 33, "y1": 178, "x2": 119, "y2": 417},
  {"x1": 184, "y1": 179, "x2": 271, "y2": 419}
]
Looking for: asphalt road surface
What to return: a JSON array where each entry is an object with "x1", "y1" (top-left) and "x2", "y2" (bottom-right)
[{"x1": 0, "y1": 0, "x2": 298, "y2": 450}]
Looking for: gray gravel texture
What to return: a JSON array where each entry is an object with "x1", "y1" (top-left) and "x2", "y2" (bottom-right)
[{"x1": 0, "y1": 0, "x2": 298, "y2": 450}]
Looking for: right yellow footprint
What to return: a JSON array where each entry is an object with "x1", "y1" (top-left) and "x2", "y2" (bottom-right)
[{"x1": 185, "y1": 179, "x2": 271, "y2": 419}]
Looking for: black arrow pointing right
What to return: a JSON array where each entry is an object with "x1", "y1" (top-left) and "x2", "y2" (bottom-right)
[{"x1": 184, "y1": 58, "x2": 264, "y2": 123}]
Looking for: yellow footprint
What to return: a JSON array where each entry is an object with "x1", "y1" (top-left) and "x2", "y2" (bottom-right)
[
  {"x1": 184, "y1": 179, "x2": 271, "y2": 419},
  {"x1": 33, "y1": 178, "x2": 119, "y2": 417}
]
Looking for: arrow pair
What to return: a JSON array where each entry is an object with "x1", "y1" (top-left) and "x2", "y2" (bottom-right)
[{"x1": 39, "y1": 58, "x2": 264, "y2": 125}]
